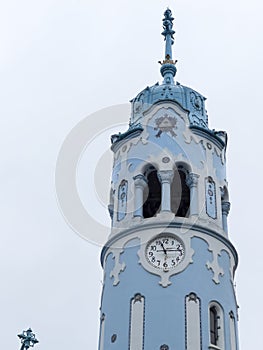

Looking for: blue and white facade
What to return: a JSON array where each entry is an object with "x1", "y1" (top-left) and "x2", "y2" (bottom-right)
[{"x1": 99, "y1": 9, "x2": 239, "y2": 350}]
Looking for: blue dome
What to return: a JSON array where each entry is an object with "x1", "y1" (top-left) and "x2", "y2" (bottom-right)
[
  {"x1": 130, "y1": 80, "x2": 209, "y2": 130},
  {"x1": 111, "y1": 9, "x2": 227, "y2": 149}
]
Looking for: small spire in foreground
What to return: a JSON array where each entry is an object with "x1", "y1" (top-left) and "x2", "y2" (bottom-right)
[
  {"x1": 17, "y1": 328, "x2": 39, "y2": 350},
  {"x1": 159, "y1": 8, "x2": 177, "y2": 83}
]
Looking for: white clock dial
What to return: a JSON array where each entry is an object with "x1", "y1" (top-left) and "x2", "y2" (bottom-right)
[{"x1": 145, "y1": 235, "x2": 185, "y2": 271}]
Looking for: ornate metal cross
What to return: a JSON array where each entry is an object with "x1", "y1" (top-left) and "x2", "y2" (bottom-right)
[{"x1": 17, "y1": 328, "x2": 39, "y2": 350}]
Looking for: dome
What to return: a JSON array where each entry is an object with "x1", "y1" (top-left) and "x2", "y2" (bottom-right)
[
  {"x1": 130, "y1": 80, "x2": 209, "y2": 129},
  {"x1": 111, "y1": 8, "x2": 227, "y2": 149}
]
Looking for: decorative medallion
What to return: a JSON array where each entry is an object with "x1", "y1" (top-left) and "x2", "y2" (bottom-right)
[
  {"x1": 133, "y1": 293, "x2": 143, "y2": 303},
  {"x1": 154, "y1": 113, "x2": 177, "y2": 138},
  {"x1": 190, "y1": 91, "x2": 203, "y2": 112},
  {"x1": 187, "y1": 292, "x2": 198, "y2": 303},
  {"x1": 111, "y1": 334, "x2": 117, "y2": 343},
  {"x1": 160, "y1": 345, "x2": 169, "y2": 350},
  {"x1": 162, "y1": 156, "x2": 170, "y2": 163}
]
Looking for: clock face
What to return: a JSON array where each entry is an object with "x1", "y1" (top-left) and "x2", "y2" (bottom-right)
[{"x1": 145, "y1": 235, "x2": 185, "y2": 271}]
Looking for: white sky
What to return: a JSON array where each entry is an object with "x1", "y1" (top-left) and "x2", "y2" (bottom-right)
[{"x1": 1, "y1": 0, "x2": 262, "y2": 349}]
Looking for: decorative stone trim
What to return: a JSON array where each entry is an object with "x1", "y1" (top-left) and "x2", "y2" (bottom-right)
[
  {"x1": 206, "y1": 245, "x2": 224, "y2": 284},
  {"x1": 133, "y1": 174, "x2": 148, "y2": 188},
  {"x1": 186, "y1": 173, "x2": 199, "y2": 188},
  {"x1": 157, "y1": 170, "x2": 174, "y2": 183},
  {"x1": 109, "y1": 249, "x2": 126, "y2": 286},
  {"x1": 221, "y1": 201, "x2": 230, "y2": 215},
  {"x1": 101, "y1": 221, "x2": 238, "y2": 287},
  {"x1": 160, "y1": 345, "x2": 169, "y2": 350}
]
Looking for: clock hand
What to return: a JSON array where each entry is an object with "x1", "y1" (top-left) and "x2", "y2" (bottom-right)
[
  {"x1": 165, "y1": 248, "x2": 183, "y2": 252},
  {"x1": 160, "y1": 242, "x2": 167, "y2": 255}
]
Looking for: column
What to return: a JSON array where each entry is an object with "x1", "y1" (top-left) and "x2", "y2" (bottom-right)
[
  {"x1": 157, "y1": 170, "x2": 174, "y2": 212},
  {"x1": 221, "y1": 201, "x2": 231, "y2": 233},
  {"x1": 186, "y1": 173, "x2": 199, "y2": 216},
  {"x1": 133, "y1": 174, "x2": 148, "y2": 218}
]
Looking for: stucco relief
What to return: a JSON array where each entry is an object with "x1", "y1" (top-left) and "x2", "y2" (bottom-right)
[
  {"x1": 103, "y1": 223, "x2": 236, "y2": 288},
  {"x1": 154, "y1": 113, "x2": 178, "y2": 138},
  {"x1": 109, "y1": 249, "x2": 126, "y2": 286}
]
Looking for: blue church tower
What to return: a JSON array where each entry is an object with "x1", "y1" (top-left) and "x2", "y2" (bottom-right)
[{"x1": 99, "y1": 9, "x2": 239, "y2": 350}]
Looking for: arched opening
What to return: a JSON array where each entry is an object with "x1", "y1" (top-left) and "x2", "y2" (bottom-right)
[
  {"x1": 209, "y1": 302, "x2": 224, "y2": 349},
  {"x1": 171, "y1": 166, "x2": 190, "y2": 217},
  {"x1": 210, "y1": 306, "x2": 218, "y2": 346},
  {"x1": 143, "y1": 165, "x2": 161, "y2": 218}
]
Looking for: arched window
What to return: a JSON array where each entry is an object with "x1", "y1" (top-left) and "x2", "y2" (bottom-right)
[
  {"x1": 143, "y1": 165, "x2": 161, "y2": 218},
  {"x1": 210, "y1": 306, "x2": 218, "y2": 345},
  {"x1": 171, "y1": 166, "x2": 190, "y2": 217},
  {"x1": 209, "y1": 302, "x2": 224, "y2": 349}
]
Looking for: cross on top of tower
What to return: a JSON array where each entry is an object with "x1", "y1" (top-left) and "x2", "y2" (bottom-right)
[
  {"x1": 162, "y1": 9, "x2": 175, "y2": 60},
  {"x1": 159, "y1": 9, "x2": 178, "y2": 83}
]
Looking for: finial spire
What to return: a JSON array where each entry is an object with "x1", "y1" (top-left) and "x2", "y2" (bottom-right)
[
  {"x1": 159, "y1": 8, "x2": 177, "y2": 84},
  {"x1": 162, "y1": 8, "x2": 175, "y2": 61}
]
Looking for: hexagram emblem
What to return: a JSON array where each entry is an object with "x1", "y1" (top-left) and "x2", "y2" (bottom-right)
[{"x1": 154, "y1": 113, "x2": 177, "y2": 138}]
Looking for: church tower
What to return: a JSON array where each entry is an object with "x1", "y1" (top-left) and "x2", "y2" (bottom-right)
[{"x1": 98, "y1": 9, "x2": 239, "y2": 350}]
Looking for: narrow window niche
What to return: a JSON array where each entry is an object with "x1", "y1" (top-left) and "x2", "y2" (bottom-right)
[
  {"x1": 99, "y1": 313, "x2": 106, "y2": 350},
  {"x1": 117, "y1": 180, "x2": 128, "y2": 221},
  {"x1": 171, "y1": 166, "x2": 190, "y2": 217},
  {"x1": 209, "y1": 302, "x2": 225, "y2": 349},
  {"x1": 143, "y1": 166, "x2": 161, "y2": 218},
  {"x1": 185, "y1": 293, "x2": 201, "y2": 350},
  {"x1": 229, "y1": 311, "x2": 237, "y2": 350},
  {"x1": 129, "y1": 293, "x2": 145, "y2": 350},
  {"x1": 206, "y1": 177, "x2": 217, "y2": 219}
]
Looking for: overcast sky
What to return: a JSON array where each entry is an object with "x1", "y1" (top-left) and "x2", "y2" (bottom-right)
[{"x1": 1, "y1": 1, "x2": 263, "y2": 349}]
